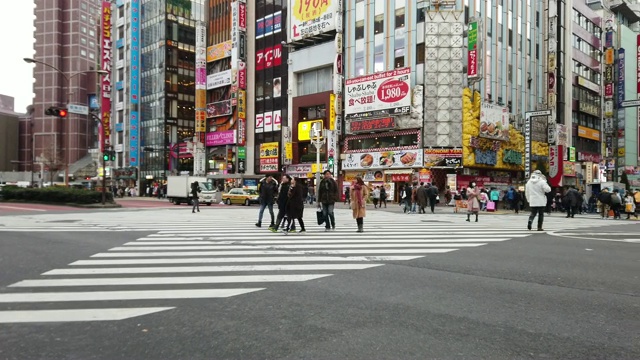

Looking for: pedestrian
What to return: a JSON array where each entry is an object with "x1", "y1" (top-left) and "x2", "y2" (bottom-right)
[
  {"x1": 318, "y1": 170, "x2": 339, "y2": 231},
  {"x1": 284, "y1": 177, "x2": 306, "y2": 233},
  {"x1": 588, "y1": 193, "x2": 597, "y2": 214},
  {"x1": 624, "y1": 192, "x2": 637, "y2": 219},
  {"x1": 512, "y1": 188, "x2": 521, "y2": 214},
  {"x1": 444, "y1": 186, "x2": 452, "y2": 206},
  {"x1": 426, "y1": 183, "x2": 439, "y2": 214},
  {"x1": 564, "y1": 186, "x2": 580, "y2": 218},
  {"x1": 379, "y1": 185, "x2": 387, "y2": 208},
  {"x1": 489, "y1": 187, "x2": 500, "y2": 209},
  {"x1": 191, "y1": 181, "x2": 201, "y2": 213},
  {"x1": 598, "y1": 189, "x2": 611, "y2": 219},
  {"x1": 634, "y1": 189, "x2": 640, "y2": 217},
  {"x1": 416, "y1": 183, "x2": 428, "y2": 213},
  {"x1": 466, "y1": 182, "x2": 480, "y2": 222},
  {"x1": 269, "y1": 175, "x2": 293, "y2": 232},
  {"x1": 401, "y1": 184, "x2": 411, "y2": 213},
  {"x1": 610, "y1": 189, "x2": 622, "y2": 219},
  {"x1": 255, "y1": 174, "x2": 278, "y2": 228},
  {"x1": 525, "y1": 170, "x2": 552, "y2": 231},
  {"x1": 479, "y1": 189, "x2": 489, "y2": 211},
  {"x1": 506, "y1": 187, "x2": 516, "y2": 210},
  {"x1": 372, "y1": 186, "x2": 381, "y2": 209},
  {"x1": 410, "y1": 182, "x2": 418, "y2": 213},
  {"x1": 344, "y1": 187, "x2": 351, "y2": 205},
  {"x1": 350, "y1": 176, "x2": 369, "y2": 232}
]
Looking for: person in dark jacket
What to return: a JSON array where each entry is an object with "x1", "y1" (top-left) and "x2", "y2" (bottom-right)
[
  {"x1": 317, "y1": 170, "x2": 339, "y2": 231},
  {"x1": 416, "y1": 183, "x2": 428, "y2": 214},
  {"x1": 284, "y1": 177, "x2": 306, "y2": 233},
  {"x1": 191, "y1": 181, "x2": 201, "y2": 213},
  {"x1": 270, "y1": 175, "x2": 293, "y2": 232},
  {"x1": 426, "y1": 183, "x2": 439, "y2": 214},
  {"x1": 564, "y1": 187, "x2": 580, "y2": 218},
  {"x1": 256, "y1": 175, "x2": 278, "y2": 227}
]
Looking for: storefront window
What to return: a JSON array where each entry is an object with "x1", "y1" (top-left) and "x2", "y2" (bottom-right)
[{"x1": 347, "y1": 133, "x2": 418, "y2": 151}]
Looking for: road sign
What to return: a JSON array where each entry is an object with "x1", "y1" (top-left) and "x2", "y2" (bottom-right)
[
  {"x1": 525, "y1": 110, "x2": 551, "y2": 118},
  {"x1": 68, "y1": 104, "x2": 89, "y2": 115},
  {"x1": 620, "y1": 99, "x2": 640, "y2": 108}
]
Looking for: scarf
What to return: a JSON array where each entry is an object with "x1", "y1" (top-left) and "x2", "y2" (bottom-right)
[{"x1": 354, "y1": 183, "x2": 363, "y2": 207}]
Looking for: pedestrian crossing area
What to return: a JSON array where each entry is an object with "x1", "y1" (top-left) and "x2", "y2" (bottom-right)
[{"x1": 0, "y1": 208, "x2": 606, "y2": 323}]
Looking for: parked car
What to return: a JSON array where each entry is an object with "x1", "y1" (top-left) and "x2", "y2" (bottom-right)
[{"x1": 222, "y1": 188, "x2": 260, "y2": 206}]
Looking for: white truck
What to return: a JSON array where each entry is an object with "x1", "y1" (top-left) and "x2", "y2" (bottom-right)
[{"x1": 166, "y1": 176, "x2": 219, "y2": 205}]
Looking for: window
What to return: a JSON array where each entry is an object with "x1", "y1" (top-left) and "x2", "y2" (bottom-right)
[
  {"x1": 416, "y1": 43, "x2": 425, "y2": 64},
  {"x1": 81, "y1": 3, "x2": 87, "y2": 10},
  {"x1": 81, "y1": 37, "x2": 87, "y2": 45},
  {"x1": 81, "y1": 50, "x2": 87, "y2": 57},
  {"x1": 296, "y1": 67, "x2": 332, "y2": 96},
  {"x1": 395, "y1": 8, "x2": 405, "y2": 28},
  {"x1": 417, "y1": 7, "x2": 425, "y2": 22},
  {"x1": 347, "y1": 133, "x2": 419, "y2": 151},
  {"x1": 81, "y1": 15, "x2": 87, "y2": 22},
  {"x1": 89, "y1": 52, "x2": 95, "y2": 60},
  {"x1": 355, "y1": 20, "x2": 364, "y2": 40},
  {"x1": 374, "y1": 15, "x2": 384, "y2": 34},
  {"x1": 82, "y1": 26, "x2": 87, "y2": 33},
  {"x1": 89, "y1": 41, "x2": 95, "y2": 48},
  {"x1": 89, "y1": 29, "x2": 95, "y2": 37}
]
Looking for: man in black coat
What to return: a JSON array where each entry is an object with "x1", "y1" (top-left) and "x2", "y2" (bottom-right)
[
  {"x1": 270, "y1": 175, "x2": 294, "y2": 232},
  {"x1": 564, "y1": 187, "x2": 580, "y2": 218},
  {"x1": 426, "y1": 183, "x2": 439, "y2": 214},
  {"x1": 256, "y1": 175, "x2": 278, "y2": 227}
]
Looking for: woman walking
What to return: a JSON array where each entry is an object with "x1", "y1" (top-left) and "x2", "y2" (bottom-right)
[
  {"x1": 350, "y1": 176, "x2": 370, "y2": 232},
  {"x1": 466, "y1": 182, "x2": 480, "y2": 222},
  {"x1": 284, "y1": 177, "x2": 306, "y2": 233}
]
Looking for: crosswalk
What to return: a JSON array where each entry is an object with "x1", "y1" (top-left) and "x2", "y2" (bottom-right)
[{"x1": 0, "y1": 208, "x2": 605, "y2": 323}]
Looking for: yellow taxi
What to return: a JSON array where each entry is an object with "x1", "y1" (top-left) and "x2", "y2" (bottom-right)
[{"x1": 222, "y1": 188, "x2": 260, "y2": 206}]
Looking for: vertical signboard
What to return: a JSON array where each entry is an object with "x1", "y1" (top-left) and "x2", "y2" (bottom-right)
[
  {"x1": 129, "y1": 0, "x2": 140, "y2": 166},
  {"x1": 467, "y1": 21, "x2": 478, "y2": 79},
  {"x1": 525, "y1": 115, "x2": 531, "y2": 178},
  {"x1": 195, "y1": 23, "x2": 207, "y2": 133},
  {"x1": 637, "y1": 35, "x2": 640, "y2": 159},
  {"x1": 549, "y1": 145, "x2": 564, "y2": 187},
  {"x1": 101, "y1": 1, "x2": 112, "y2": 152},
  {"x1": 237, "y1": 90, "x2": 246, "y2": 146}
]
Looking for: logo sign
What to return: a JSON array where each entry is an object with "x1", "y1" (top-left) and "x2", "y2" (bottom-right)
[
  {"x1": 605, "y1": 31, "x2": 613, "y2": 48},
  {"x1": 256, "y1": 45, "x2": 282, "y2": 70},
  {"x1": 238, "y1": 32, "x2": 246, "y2": 61},
  {"x1": 272, "y1": 110, "x2": 282, "y2": 131},
  {"x1": 238, "y1": 61, "x2": 247, "y2": 89},
  {"x1": 206, "y1": 100, "x2": 232, "y2": 118},
  {"x1": 237, "y1": 118, "x2": 246, "y2": 146},
  {"x1": 206, "y1": 41, "x2": 232, "y2": 62},
  {"x1": 424, "y1": 149, "x2": 463, "y2": 167},
  {"x1": 195, "y1": 110, "x2": 206, "y2": 132},
  {"x1": 604, "y1": 83, "x2": 614, "y2": 98},
  {"x1": 206, "y1": 70, "x2": 232, "y2": 90},
  {"x1": 578, "y1": 126, "x2": 600, "y2": 141},
  {"x1": 238, "y1": 90, "x2": 246, "y2": 120},
  {"x1": 618, "y1": 48, "x2": 625, "y2": 108},
  {"x1": 255, "y1": 113, "x2": 264, "y2": 133},
  {"x1": 289, "y1": 0, "x2": 339, "y2": 42},
  {"x1": 238, "y1": 0, "x2": 246, "y2": 31},
  {"x1": 605, "y1": 48, "x2": 614, "y2": 65},
  {"x1": 349, "y1": 118, "x2": 396, "y2": 133},
  {"x1": 549, "y1": 145, "x2": 563, "y2": 187},
  {"x1": 342, "y1": 150, "x2": 424, "y2": 171},
  {"x1": 345, "y1": 67, "x2": 411, "y2": 119},
  {"x1": 604, "y1": 65, "x2": 614, "y2": 83},
  {"x1": 467, "y1": 21, "x2": 478, "y2": 78},
  {"x1": 206, "y1": 130, "x2": 236, "y2": 146},
  {"x1": 334, "y1": 53, "x2": 343, "y2": 75}
]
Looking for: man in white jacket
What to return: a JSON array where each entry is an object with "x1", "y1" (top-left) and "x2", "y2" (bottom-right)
[{"x1": 525, "y1": 170, "x2": 552, "y2": 231}]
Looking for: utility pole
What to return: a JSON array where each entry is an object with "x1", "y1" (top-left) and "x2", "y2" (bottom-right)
[{"x1": 311, "y1": 122, "x2": 325, "y2": 199}]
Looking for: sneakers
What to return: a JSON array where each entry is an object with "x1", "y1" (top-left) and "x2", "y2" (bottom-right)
[
  {"x1": 288, "y1": 229, "x2": 297, "y2": 233},
  {"x1": 268, "y1": 227, "x2": 277, "y2": 233}
]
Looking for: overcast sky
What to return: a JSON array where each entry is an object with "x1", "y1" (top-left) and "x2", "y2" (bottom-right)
[{"x1": 0, "y1": 1, "x2": 36, "y2": 113}]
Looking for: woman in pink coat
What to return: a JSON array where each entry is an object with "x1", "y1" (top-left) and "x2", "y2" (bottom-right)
[
  {"x1": 350, "y1": 176, "x2": 370, "y2": 232},
  {"x1": 466, "y1": 182, "x2": 481, "y2": 222}
]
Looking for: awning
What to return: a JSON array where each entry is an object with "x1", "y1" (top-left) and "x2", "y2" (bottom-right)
[{"x1": 384, "y1": 169, "x2": 414, "y2": 174}]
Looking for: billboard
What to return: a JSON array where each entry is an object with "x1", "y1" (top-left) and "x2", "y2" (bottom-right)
[
  {"x1": 259, "y1": 142, "x2": 279, "y2": 173},
  {"x1": 129, "y1": 0, "x2": 140, "y2": 166},
  {"x1": 423, "y1": 149, "x2": 463, "y2": 168},
  {"x1": 206, "y1": 130, "x2": 236, "y2": 146},
  {"x1": 345, "y1": 67, "x2": 411, "y2": 119},
  {"x1": 101, "y1": 1, "x2": 112, "y2": 150},
  {"x1": 467, "y1": 21, "x2": 478, "y2": 78},
  {"x1": 479, "y1": 103, "x2": 510, "y2": 141},
  {"x1": 206, "y1": 41, "x2": 232, "y2": 62},
  {"x1": 289, "y1": 0, "x2": 339, "y2": 41},
  {"x1": 256, "y1": 45, "x2": 283, "y2": 70},
  {"x1": 206, "y1": 70, "x2": 232, "y2": 90},
  {"x1": 341, "y1": 150, "x2": 423, "y2": 171},
  {"x1": 206, "y1": 100, "x2": 232, "y2": 118}
]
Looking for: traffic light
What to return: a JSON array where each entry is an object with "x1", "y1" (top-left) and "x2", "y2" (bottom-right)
[
  {"x1": 45, "y1": 106, "x2": 68, "y2": 118},
  {"x1": 103, "y1": 152, "x2": 110, "y2": 162},
  {"x1": 110, "y1": 151, "x2": 116, "y2": 161},
  {"x1": 103, "y1": 151, "x2": 116, "y2": 162},
  {"x1": 328, "y1": 156, "x2": 334, "y2": 167}
]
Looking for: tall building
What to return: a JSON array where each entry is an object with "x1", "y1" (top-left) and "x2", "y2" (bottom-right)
[
  {"x1": 108, "y1": 0, "x2": 205, "y2": 189},
  {"x1": 20, "y1": 0, "x2": 102, "y2": 181}
]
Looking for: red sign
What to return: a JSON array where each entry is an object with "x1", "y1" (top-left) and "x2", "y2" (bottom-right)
[
  {"x1": 391, "y1": 174, "x2": 411, "y2": 182},
  {"x1": 577, "y1": 151, "x2": 601, "y2": 163},
  {"x1": 637, "y1": 35, "x2": 640, "y2": 94},
  {"x1": 349, "y1": 118, "x2": 396, "y2": 133},
  {"x1": 238, "y1": 61, "x2": 247, "y2": 90},
  {"x1": 549, "y1": 145, "x2": 563, "y2": 187},
  {"x1": 101, "y1": 1, "x2": 112, "y2": 151},
  {"x1": 256, "y1": 45, "x2": 282, "y2": 70},
  {"x1": 548, "y1": 73, "x2": 556, "y2": 93},
  {"x1": 334, "y1": 53, "x2": 343, "y2": 74},
  {"x1": 238, "y1": 1, "x2": 247, "y2": 31},
  {"x1": 605, "y1": 83, "x2": 614, "y2": 98},
  {"x1": 467, "y1": 50, "x2": 477, "y2": 77}
]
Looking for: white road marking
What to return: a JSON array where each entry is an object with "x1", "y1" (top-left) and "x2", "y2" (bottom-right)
[
  {"x1": 90, "y1": 249, "x2": 458, "y2": 257},
  {"x1": 43, "y1": 264, "x2": 384, "y2": 275},
  {"x1": 0, "y1": 289, "x2": 264, "y2": 303},
  {"x1": 11, "y1": 274, "x2": 332, "y2": 287},
  {"x1": 0, "y1": 307, "x2": 174, "y2": 323},
  {"x1": 126, "y1": 237, "x2": 524, "y2": 245},
  {"x1": 70, "y1": 256, "x2": 424, "y2": 266},
  {"x1": 109, "y1": 243, "x2": 486, "y2": 251}
]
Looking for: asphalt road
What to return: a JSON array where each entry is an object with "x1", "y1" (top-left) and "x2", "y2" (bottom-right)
[{"x1": 0, "y1": 209, "x2": 637, "y2": 360}]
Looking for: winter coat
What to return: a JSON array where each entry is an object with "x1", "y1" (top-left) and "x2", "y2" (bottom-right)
[
  {"x1": 318, "y1": 178, "x2": 339, "y2": 204},
  {"x1": 190, "y1": 182, "x2": 201, "y2": 198},
  {"x1": 276, "y1": 183, "x2": 291, "y2": 209},
  {"x1": 525, "y1": 172, "x2": 552, "y2": 207},
  {"x1": 466, "y1": 187, "x2": 481, "y2": 213},
  {"x1": 259, "y1": 179, "x2": 278, "y2": 204},
  {"x1": 286, "y1": 184, "x2": 305, "y2": 219},
  {"x1": 416, "y1": 186, "x2": 428, "y2": 207},
  {"x1": 427, "y1": 186, "x2": 439, "y2": 200},
  {"x1": 564, "y1": 188, "x2": 580, "y2": 207},
  {"x1": 350, "y1": 186, "x2": 370, "y2": 219}
]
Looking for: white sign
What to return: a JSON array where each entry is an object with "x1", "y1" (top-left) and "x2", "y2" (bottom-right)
[
  {"x1": 288, "y1": 0, "x2": 340, "y2": 42},
  {"x1": 68, "y1": 104, "x2": 89, "y2": 115},
  {"x1": 479, "y1": 103, "x2": 510, "y2": 141},
  {"x1": 342, "y1": 149, "x2": 423, "y2": 171},
  {"x1": 206, "y1": 70, "x2": 232, "y2": 90},
  {"x1": 255, "y1": 113, "x2": 264, "y2": 133},
  {"x1": 345, "y1": 67, "x2": 411, "y2": 119}
]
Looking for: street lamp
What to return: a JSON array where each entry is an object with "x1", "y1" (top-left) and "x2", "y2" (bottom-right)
[{"x1": 24, "y1": 57, "x2": 108, "y2": 187}]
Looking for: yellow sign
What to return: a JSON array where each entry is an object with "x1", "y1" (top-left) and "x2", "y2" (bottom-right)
[
  {"x1": 618, "y1": 147, "x2": 625, "y2": 156},
  {"x1": 196, "y1": 89, "x2": 206, "y2": 108},
  {"x1": 604, "y1": 48, "x2": 614, "y2": 65},
  {"x1": 207, "y1": 41, "x2": 232, "y2": 62},
  {"x1": 238, "y1": 90, "x2": 246, "y2": 120},
  {"x1": 259, "y1": 142, "x2": 279, "y2": 159},
  {"x1": 577, "y1": 126, "x2": 600, "y2": 141},
  {"x1": 298, "y1": 119, "x2": 323, "y2": 141},
  {"x1": 292, "y1": 0, "x2": 331, "y2": 22},
  {"x1": 285, "y1": 142, "x2": 293, "y2": 160},
  {"x1": 195, "y1": 110, "x2": 207, "y2": 132},
  {"x1": 329, "y1": 93, "x2": 336, "y2": 130}
]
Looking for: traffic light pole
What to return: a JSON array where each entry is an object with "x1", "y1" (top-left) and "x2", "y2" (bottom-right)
[{"x1": 101, "y1": 148, "x2": 107, "y2": 205}]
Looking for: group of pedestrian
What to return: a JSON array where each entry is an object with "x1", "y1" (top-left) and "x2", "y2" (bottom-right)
[
  {"x1": 596, "y1": 188, "x2": 640, "y2": 220},
  {"x1": 399, "y1": 182, "x2": 439, "y2": 214}
]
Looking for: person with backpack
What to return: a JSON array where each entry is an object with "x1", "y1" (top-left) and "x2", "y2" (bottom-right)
[
  {"x1": 191, "y1": 181, "x2": 201, "y2": 213},
  {"x1": 598, "y1": 189, "x2": 612, "y2": 219}
]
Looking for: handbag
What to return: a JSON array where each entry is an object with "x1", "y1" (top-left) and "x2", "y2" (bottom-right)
[
  {"x1": 486, "y1": 201, "x2": 496, "y2": 211},
  {"x1": 625, "y1": 203, "x2": 634, "y2": 213},
  {"x1": 316, "y1": 207, "x2": 325, "y2": 225}
]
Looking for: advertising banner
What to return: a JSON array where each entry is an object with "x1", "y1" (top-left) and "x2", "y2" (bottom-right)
[
  {"x1": 289, "y1": 0, "x2": 338, "y2": 42},
  {"x1": 423, "y1": 149, "x2": 463, "y2": 167},
  {"x1": 255, "y1": 113, "x2": 264, "y2": 134},
  {"x1": 195, "y1": 110, "x2": 206, "y2": 132},
  {"x1": 618, "y1": 48, "x2": 625, "y2": 108},
  {"x1": 479, "y1": 103, "x2": 510, "y2": 141},
  {"x1": 206, "y1": 130, "x2": 236, "y2": 146},
  {"x1": 578, "y1": 126, "x2": 600, "y2": 141},
  {"x1": 129, "y1": 0, "x2": 140, "y2": 166},
  {"x1": 238, "y1": 0, "x2": 246, "y2": 31},
  {"x1": 342, "y1": 149, "x2": 423, "y2": 171},
  {"x1": 467, "y1": 21, "x2": 478, "y2": 78},
  {"x1": 237, "y1": 90, "x2": 246, "y2": 121},
  {"x1": 206, "y1": 41, "x2": 232, "y2": 62},
  {"x1": 130, "y1": 111, "x2": 139, "y2": 166},
  {"x1": 101, "y1": 1, "x2": 112, "y2": 150},
  {"x1": 549, "y1": 145, "x2": 563, "y2": 187},
  {"x1": 349, "y1": 117, "x2": 396, "y2": 133},
  {"x1": 206, "y1": 100, "x2": 232, "y2": 118},
  {"x1": 263, "y1": 112, "x2": 273, "y2": 132},
  {"x1": 259, "y1": 142, "x2": 279, "y2": 173},
  {"x1": 345, "y1": 67, "x2": 411, "y2": 119},
  {"x1": 206, "y1": 70, "x2": 232, "y2": 90},
  {"x1": 238, "y1": 61, "x2": 247, "y2": 90},
  {"x1": 256, "y1": 45, "x2": 283, "y2": 70}
]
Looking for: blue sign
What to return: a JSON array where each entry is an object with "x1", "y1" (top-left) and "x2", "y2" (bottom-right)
[
  {"x1": 273, "y1": 12, "x2": 282, "y2": 33},
  {"x1": 88, "y1": 94, "x2": 99, "y2": 109},
  {"x1": 115, "y1": 123, "x2": 124, "y2": 132},
  {"x1": 116, "y1": 38, "x2": 124, "y2": 49},
  {"x1": 256, "y1": 18, "x2": 264, "y2": 38},
  {"x1": 618, "y1": 48, "x2": 625, "y2": 108},
  {"x1": 130, "y1": 111, "x2": 139, "y2": 166},
  {"x1": 116, "y1": 81, "x2": 124, "y2": 90},
  {"x1": 264, "y1": 14, "x2": 274, "y2": 35},
  {"x1": 130, "y1": 0, "x2": 140, "y2": 105},
  {"x1": 605, "y1": 31, "x2": 613, "y2": 48},
  {"x1": 243, "y1": 179, "x2": 257, "y2": 187}
]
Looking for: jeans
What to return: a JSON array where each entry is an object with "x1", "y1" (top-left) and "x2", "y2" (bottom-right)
[
  {"x1": 192, "y1": 197, "x2": 200, "y2": 212},
  {"x1": 258, "y1": 202, "x2": 275, "y2": 225},
  {"x1": 429, "y1": 197, "x2": 436, "y2": 213},
  {"x1": 321, "y1": 203, "x2": 335, "y2": 229},
  {"x1": 528, "y1": 206, "x2": 545, "y2": 229}
]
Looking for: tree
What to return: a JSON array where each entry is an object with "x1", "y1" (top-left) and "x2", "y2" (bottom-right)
[{"x1": 38, "y1": 144, "x2": 65, "y2": 185}]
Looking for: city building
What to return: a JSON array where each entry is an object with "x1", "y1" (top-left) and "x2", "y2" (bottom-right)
[
  {"x1": 108, "y1": 0, "x2": 205, "y2": 191},
  {"x1": 20, "y1": 0, "x2": 103, "y2": 183},
  {"x1": 0, "y1": 96, "x2": 21, "y2": 171}
]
